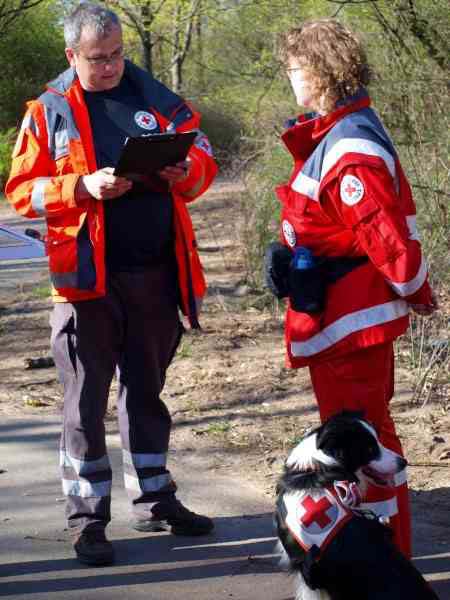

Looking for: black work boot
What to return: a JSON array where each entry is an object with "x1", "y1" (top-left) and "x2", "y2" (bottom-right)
[
  {"x1": 73, "y1": 529, "x2": 115, "y2": 566},
  {"x1": 133, "y1": 499, "x2": 214, "y2": 536}
]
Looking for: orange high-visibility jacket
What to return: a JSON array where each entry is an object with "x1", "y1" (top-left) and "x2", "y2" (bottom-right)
[{"x1": 6, "y1": 61, "x2": 217, "y2": 327}]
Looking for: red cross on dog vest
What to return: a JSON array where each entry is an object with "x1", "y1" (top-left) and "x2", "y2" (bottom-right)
[{"x1": 282, "y1": 489, "x2": 353, "y2": 552}]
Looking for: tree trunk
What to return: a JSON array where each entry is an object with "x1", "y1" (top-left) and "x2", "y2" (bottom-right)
[
  {"x1": 196, "y1": 7, "x2": 204, "y2": 90},
  {"x1": 140, "y1": 1, "x2": 153, "y2": 74},
  {"x1": 141, "y1": 27, "x2": 152, "y2": 74},
  {"x1": 171, "y1": 1, "x2": 182, "y2": 92}
]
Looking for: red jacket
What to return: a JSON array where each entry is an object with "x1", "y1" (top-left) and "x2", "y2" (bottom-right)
[
  {"x1": 6, "y1": 61, "x2": 217, "y2": 327},
  {"x1": 278, "y1": 91, "x2": 432, "y2": 367}
]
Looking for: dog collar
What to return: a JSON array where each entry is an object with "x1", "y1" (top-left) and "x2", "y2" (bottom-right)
[{"x1": 333, "y1": 480, "x2": 362, "y2": 508}]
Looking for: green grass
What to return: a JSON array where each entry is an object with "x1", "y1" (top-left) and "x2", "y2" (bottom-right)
[
  {"x1": 176, "y1": 339, "x2": 193, "y2": 359},
  {"x1": 205, "y1": 421, "x2": 232, "y2": 434},
  {"x1": 29, "y1": 284, "x2": 51, "y2": 299}
]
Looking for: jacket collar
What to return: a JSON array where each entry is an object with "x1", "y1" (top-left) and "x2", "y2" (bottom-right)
[
  {"x1": 45, "y1": 60, "x2": 182, "y2": 120},
  {"x1": 46, "y1": 67, "x2": 77, "y2": 95},
  {"x1": 281, "y1": 88, "x2": 371, "y2": 160}
]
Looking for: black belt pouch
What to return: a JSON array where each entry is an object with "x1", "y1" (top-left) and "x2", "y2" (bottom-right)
[{"x1": 288, "y1": 262, "x2": 327, "y2": 314}]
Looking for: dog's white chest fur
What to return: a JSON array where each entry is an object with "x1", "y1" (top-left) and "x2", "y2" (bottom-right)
[{"x1": 282, "y1": 489, "x2": 353, "y2": 552}]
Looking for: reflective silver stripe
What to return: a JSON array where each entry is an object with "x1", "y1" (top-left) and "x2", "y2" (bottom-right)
[
  {"x1": 43, "y1": 100, "x2": 80, "y2": 160},
  {"x1": 21, "y1": 113, "x2": 32, "y2": 130},
  {"x1": 60, "y1": 450, "x2": 110, "y2": 476},
  {"x1": 291, "y1": 300, "x2": 409, "y2": 357},
  {"x1": 406, "y1": 215, "x2": 420, "y2": 241},
  {"x1": 122, "y1": 449, "x2": 167, "y2": 469},
  {"x1": 291, "y1": 172, "x2": 320, "y2": 201},
  {"x1": 62, "y1": 478, "x2": 111, "y2": 498},
  {"x1": 21, "y1": 113, "x2": 40, "y2": 137},
  {"x1": 124, "y1": 472, "x2": 171, "y2": 493},
  {"x1": 50, "y1": 272, "x2": 78, "y2": 288},
  {"x1": 361, "y1": 496, "x2": 398, "y2": 518},
  {"x1": 30, "y1": 177, "x2": 51, "y2": 215},
  {"x1": 322, "y1": 138, "x2": 396, "y2": 180},
  {"x1": 387, "y1": 256, "x2": 428, "y2": 297},
  {"x1": 194, "y1": 130, "x2": 213, "y2": 157},
  {"x1": 394, "y1": 468, "x2": 407, "y2": 487},
  {"x1": 54, "y1": 129, "x2": 69, "y2": 160}
]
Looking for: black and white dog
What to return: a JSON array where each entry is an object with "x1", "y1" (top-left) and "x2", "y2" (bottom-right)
[{"x1": 275, "y1": 411, "x2": 439, "y2": 600}]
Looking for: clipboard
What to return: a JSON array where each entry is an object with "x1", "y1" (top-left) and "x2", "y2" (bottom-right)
[{"x1": 114, "y1": 131, "x2": 197, "y2": 179}]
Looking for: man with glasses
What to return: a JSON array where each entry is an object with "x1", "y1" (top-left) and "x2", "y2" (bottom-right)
[{"x1": 6, "y1": 2, "x2": 217, "y2": 566}]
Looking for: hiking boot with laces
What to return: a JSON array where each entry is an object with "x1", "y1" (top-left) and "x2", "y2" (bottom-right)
[
  {"x1": 73, "y1": 529, "x2": 115, "y2": 566},
  {"x1": 133, "y1": 499, "x2": 214, "y2": 536}
]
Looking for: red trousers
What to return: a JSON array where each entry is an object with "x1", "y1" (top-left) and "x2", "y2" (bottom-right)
[{"x1": 309, "y1": 342, "x2": 411, "y2": 558}]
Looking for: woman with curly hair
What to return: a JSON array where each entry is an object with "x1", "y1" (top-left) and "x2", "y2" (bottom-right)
[{"x1": 268, "y1": 18, "x2": 438, "y2": 558}]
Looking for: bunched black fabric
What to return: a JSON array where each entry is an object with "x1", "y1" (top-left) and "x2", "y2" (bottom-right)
[
  {"x1": 264, "y1": 242, "x2": 292, "y2": 299},
  {"x1": 264, "y1": 243, "x2": 368, "y2": 312}
]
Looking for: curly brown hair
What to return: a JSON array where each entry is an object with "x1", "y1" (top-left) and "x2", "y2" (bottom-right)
[{"x1": 277, "y1": 19, "x2": 371, "y2": 113}]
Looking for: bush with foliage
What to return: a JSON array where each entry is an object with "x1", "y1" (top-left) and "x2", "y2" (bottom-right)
[
  {"x1": 0, "y1": 128, "x2": 16, "y2": 192},
  {"x1": 0, "y1": 1, "x2": 66, "y2": 131}
]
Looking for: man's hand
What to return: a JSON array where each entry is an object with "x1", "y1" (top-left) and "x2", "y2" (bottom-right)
[
  {"x1": 158, "y1": 160, "x2": 191, "y2": 184},
  {"x1": 76, "y1": 167, "x2": 132, "y2": 201},
  {"x1": 409, "y1": 290, "x2": 439, "y2": 317}
]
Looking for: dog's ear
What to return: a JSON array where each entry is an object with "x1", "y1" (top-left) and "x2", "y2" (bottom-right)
[
  {"x1": 316, "y1": 418, "x2": 363, "y2": 469},
  {"x1": 317, "y1": 414, "x2": 379, "y2": 472}
]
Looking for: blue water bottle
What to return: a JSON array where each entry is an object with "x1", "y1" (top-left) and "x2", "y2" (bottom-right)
[
  {"x1": 293, "y1": 246, "x2": 315, "y2": 271},
  {"x1": 289, "y1": 246, "x2": 324, "y2": 313}
]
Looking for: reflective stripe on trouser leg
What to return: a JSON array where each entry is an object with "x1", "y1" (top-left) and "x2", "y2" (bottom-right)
[
  {"x1": 122, "y1": 449, "x2": 176, "y2": 506},
  {"x1": 309, "y1": 341, "x2": 412, "y2": 557},
  {"x1": 60, "y1": 449, "x2": 112, "y2": 529},
  {"x1": 111, "y1": 267, "x2": 182, "y2": 518},
  {"x1": 50, "y1": 298, "x2": 120, "y2": 532}
]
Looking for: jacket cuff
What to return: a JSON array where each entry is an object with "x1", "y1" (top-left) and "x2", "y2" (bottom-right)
[
  {"x1": 63, "y1": 174, "x2": 83, "y2": 209},
  {"x1": 69, "y1": 174, "x2": 93, "y2": 209},
  {"x1": 172, "y1": 157, "x2": 204, "y2": 198},
  {"x1": 405, "y1": 279, "x2": 433, "y2": 305}
]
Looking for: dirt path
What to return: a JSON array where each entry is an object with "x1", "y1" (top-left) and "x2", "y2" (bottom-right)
[{"x1": 0, "y1": 182, "x2": 449, "y2": 584}]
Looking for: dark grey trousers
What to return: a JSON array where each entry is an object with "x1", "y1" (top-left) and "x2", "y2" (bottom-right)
[{"x1": 50, "y1": 264, "x2": 183, "y2": 532}]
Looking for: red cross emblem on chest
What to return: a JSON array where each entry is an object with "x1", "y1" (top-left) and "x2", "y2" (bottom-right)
[
  {"x1": 344, "y1": 183, "x2": 357, "y2": 197},
  {"x1": 300, "y1": 495, "x2": 333, "y2": 528},
  {"x1": 141, "y1": 115, "x2": 151, "y2": 125}
]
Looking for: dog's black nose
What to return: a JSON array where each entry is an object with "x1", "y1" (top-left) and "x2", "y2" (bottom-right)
[{"x1": 398, "y1": 457, "x2": 408, "y2": 470}]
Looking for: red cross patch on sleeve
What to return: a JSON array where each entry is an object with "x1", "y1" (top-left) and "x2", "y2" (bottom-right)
[{"x1": 340, "y1": 174, "x2": 364, "y2": 206}]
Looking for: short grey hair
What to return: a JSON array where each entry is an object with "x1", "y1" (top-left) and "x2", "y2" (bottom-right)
[{"x1": 64, "y1": 2, "x2": 121, "y2": 49}]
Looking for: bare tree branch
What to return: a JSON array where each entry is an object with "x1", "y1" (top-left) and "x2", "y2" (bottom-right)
[
  {"x1": 411, "y1": 184, "x2": 450, "y2": 198},
  {"x1": 170, "y1": 0, "x2": 203, "y2": 91},
  {"x1": 328, "y1": 0, "x2": 450, "y2": 74},
  {"x1": 0, "y1": 0, "x2": 46, "y2": 38},
  {"x1": 399, "y1": 0, "x2": 450, "y2": 73}
]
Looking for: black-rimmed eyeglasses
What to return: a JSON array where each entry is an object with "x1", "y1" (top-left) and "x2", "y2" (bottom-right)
[{"x1": 79, "y1": 47, "x2": 124, "y2": 67}]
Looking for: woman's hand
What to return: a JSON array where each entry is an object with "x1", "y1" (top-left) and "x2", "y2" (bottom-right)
[{"x1": 409, "y1": 291, "x2": 439, "y2": 316}]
